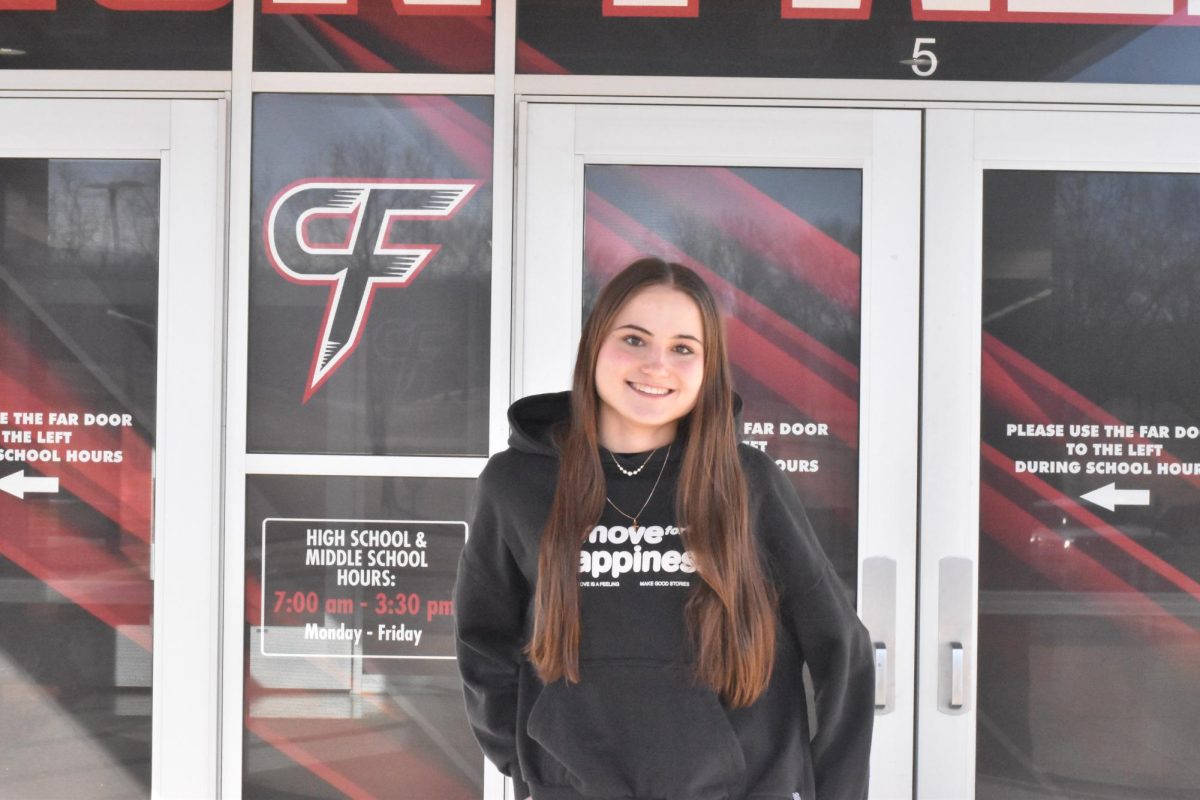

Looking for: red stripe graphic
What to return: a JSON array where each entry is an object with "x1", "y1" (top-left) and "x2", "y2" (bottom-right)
[
  {"x1": 516, "y1": 39, "x2": 570, "y2": 74},
  {"x1": 624, "y1": 166, "x2": 861, "y2": 314},
  {"x1": 244, "y1": 573, "x2": 470, "y2": 798},
  {"x1": 0, "y1": 324, "x2": 152, "y2": 641},
  {"x1": 982, "y1": 474, "x2": 1200, "y2": 655},
  {"x1": 985, "y1": 335, "x2": 1200, "y2": 491},
  {"x1": 359, "y1": 7, "x2": 495, "y2": 70},
  {"x1": 982, "y1": 347, "x2": 1052, "y2": 428},
  {"x1": 984, "y1": 445, "x2": 1200, "y2": 602},
  {"x1": 0, "y1": 497, "x2": 151, "y2": 648},
  {"x1": 397, "y1": 96, "x2": 493, "y2": 176},
  {"x1": 246, "y1": 715, "x2": 376, "y2": 800},
  {"x1": 307, "y1": 17, "x2": 493, "y2": 177},
  {"x1": 0, "y1": 324, "x2": 152, "y2": 545},
  {"x1": 307, "y1": 11, "x2": 495, "y2": 74},
  {"x1": 245, "y1": 711, "x2": 474, "y2": 799}
]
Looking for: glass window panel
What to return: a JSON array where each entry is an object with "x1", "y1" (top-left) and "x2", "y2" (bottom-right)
[
  {"x1": 247, "y1": 94, "x2": 493, "y2": 456},
  {"x1": 0, "y1": 9, "x2": 231, "y2": 70},
  {"x1": 979, "y1": 170, "x2": 1200, "y2": 799},
  {"x1": 0, "y1": 159, "x2": 159, "y2": 798},
  {"x1": 583, "y1": 164, "x2": 862, "y2": 595},
  {"x1": 243, "y1": 475, "x2": 481, "y2": 799}
]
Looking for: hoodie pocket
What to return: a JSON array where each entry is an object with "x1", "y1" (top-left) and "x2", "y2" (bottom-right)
[{"x1": 526, "y1": 660, "x2": 746, "y2": 800}]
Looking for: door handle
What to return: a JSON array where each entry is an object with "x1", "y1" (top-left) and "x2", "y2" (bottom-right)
[
  {"x1": 861, "y1": 557, "x2": 895, "y2": 714},
  {"x1": 874, "y1": 642, "x2": 888, "y2": 709},
  {"x1": 949, "y1": 642, "x2": 964, "y2": 709},
  {"x1": 938, "y1": 556, "x2": 972, "y2": 714}
]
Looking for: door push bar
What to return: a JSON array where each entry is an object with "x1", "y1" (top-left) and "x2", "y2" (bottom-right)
[
  {"x1": 862, "y1": 557, "x2": 896, "y2": 715},
  {"x1": 938, "y1": 557, "x2": 972, "y2": 714}
]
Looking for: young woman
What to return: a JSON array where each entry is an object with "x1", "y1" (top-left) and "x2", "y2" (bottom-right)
[{"x1": 454, "y1": 258, "x2": 874, "y2": 800}]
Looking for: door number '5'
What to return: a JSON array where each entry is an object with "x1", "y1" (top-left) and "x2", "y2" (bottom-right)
[{"x1": 910, "y1": 37, "x2": 938, "y2": 77}]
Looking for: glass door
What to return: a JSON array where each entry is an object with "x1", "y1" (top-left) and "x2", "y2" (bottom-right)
[
  {"x1": 921, "y1": 109, "x2": 1200, "y2": 800},
  {"x1": 0, "y1": 98, "x2": 225, "y2": 797},
  {"x1": 517, "y1": 102, "x2": 921, "y2": 800}
]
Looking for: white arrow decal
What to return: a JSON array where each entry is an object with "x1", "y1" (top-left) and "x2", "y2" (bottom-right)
[
  {"x1": 1080, "y1": 482, "x2": 1150, "y2": 512},
  {"x1": 0, "y1": 470, "x2": 60, "y2": 500}
]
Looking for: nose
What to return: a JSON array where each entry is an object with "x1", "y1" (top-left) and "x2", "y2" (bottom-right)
[{"x1": 639, "y1": 346, "x2": 669, "y2": 376}]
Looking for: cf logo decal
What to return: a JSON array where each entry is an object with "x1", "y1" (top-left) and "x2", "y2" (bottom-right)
[{"x1": 265, "y1": 179, "x2": 480, "y2": 401}]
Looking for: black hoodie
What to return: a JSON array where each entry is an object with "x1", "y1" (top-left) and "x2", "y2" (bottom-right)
[{"x1": 454, "y1": 392, "x2": 874, "y2": 800}]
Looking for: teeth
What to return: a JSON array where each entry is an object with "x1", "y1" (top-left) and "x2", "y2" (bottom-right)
[{"x1": 630, "y1": 382, "x2": 670, "y2": 396}]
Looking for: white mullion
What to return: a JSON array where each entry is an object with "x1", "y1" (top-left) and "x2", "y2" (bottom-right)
[
  {"x1": 859, "y1": 109, "x2": 921, "y2": 798},
  {"x1": 487, "y1": 4, "x2": 518, "y2": 798},
  {"x1": 251, "y1": 71, "x2": 495, "y2": 95},
  {"x1": 220, "y1": 0, "x2": 255, "y2": 795},
  {"x1": 244, "y1": 454, "x2": 487, "y2": 478},
  {"x1": 153, "y1": 98, "x2": 226, "y2": 800},
  {"x1": 0, "y1": 70, "x2": 230, "y2": 92},
  {"x1": 514, "y1": 74, "x2": 1200, "y2": 107},
  {"x1": 492, "y1": 0, "x2": 518, "y2": 455},
  {"x1": 0, "y1": 147, "x2": 165, "y2": 159},
  {"x1": 919, "y1": 109, "x2": 982, "y2": 800}
]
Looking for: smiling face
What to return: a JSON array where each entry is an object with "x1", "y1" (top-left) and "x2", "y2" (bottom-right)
[{"x1": 594, "y1": 285, "x2": 706, "y2": 453}]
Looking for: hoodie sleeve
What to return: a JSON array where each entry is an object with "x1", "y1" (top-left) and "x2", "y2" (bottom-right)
[
  {"x1": 747, "y1": 448, "x2": 876, "y2": 800},
  {"x1": 454, "y1": 459, "x2": 533, "y2": 799}
]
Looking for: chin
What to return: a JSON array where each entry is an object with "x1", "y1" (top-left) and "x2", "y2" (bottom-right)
[{"x1": 624, "y1": 406, "x2": 691, "y2": 432}]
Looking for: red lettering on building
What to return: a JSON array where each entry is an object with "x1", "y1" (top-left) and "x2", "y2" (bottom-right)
[
  {"x1": 94, "y1": 0, "x2": 229, "y2": 8},
  {"x1": 911, "y1": 0, "x2": 1200, "y2": 26},
  {"x1": 263, "y1": 0, "x2": 490, "y2": 13},
  {"x1": 602, "y1": 0, "x2": 699, "y2": 17},
  {"x1": 781, "y1": 0, "x2": 872, "y2": 20},
  {"x1": 0, "y1": 0, "x2": 57, "y2": 9},
  {"x1": 390, "y1": 0, "x2": 491, "y2": 15},
  {"x1": 262, "y1": 0, "x2": 356, "y2": 14},
  {"x1": 3, "y1": 0, "x2": 230, "y2": 8}
]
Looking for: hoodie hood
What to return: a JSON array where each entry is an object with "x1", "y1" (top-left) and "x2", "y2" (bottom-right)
[
  {"x1": 507, "y1": 391, "x2": 571, "y2": 456},
  {"x1": 506, "y1": 390, "x2": 745, "y2": 457}
]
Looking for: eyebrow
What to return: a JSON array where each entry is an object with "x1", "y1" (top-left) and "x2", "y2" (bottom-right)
[{"x1": 616, "y1": 323, "x2": 703, "y2": 344}]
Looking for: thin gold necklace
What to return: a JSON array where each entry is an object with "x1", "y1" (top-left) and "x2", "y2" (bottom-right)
[{"x1": 604, "y1": 443, "x2": 671, "y2": 529}]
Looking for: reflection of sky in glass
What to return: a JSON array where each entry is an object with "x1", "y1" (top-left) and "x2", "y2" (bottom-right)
[
  {"x1": 730, "y1": 167, "x2": 861, "y2": 250},
  {"x1": 3, "y1": 159, "x2": 160, "y2": 430},
  {"x1": 1068, "y1": 30, "x2": 1200, "y2": 83},
  {"x1": 252, "y1": 95, "x2": 493, "y2": 204},
  {"x1": 48, "y1": 161, "x2": 159, "y2": 258}
]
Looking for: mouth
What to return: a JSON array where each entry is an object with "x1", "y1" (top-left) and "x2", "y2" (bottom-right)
[{"x1": 627, "y1": 381, "x2": 674, "y2": 397}]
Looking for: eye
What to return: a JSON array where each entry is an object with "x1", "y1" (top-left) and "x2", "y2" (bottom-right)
[
  {"x1": 673, "y1": 343, "x2": 697, "y2": 355},
  {"x1": 621, "y1": 334, "x2": 644, "y2": 347}
]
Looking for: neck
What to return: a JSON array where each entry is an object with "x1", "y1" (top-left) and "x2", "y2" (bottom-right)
[{"x1": 597, "y1": 418, "x2": 677, "y2": 453}]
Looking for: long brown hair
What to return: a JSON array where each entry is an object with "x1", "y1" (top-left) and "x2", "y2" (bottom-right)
[{"x1": 527, "y1": 257, "x2": 777, "y2": 708}]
